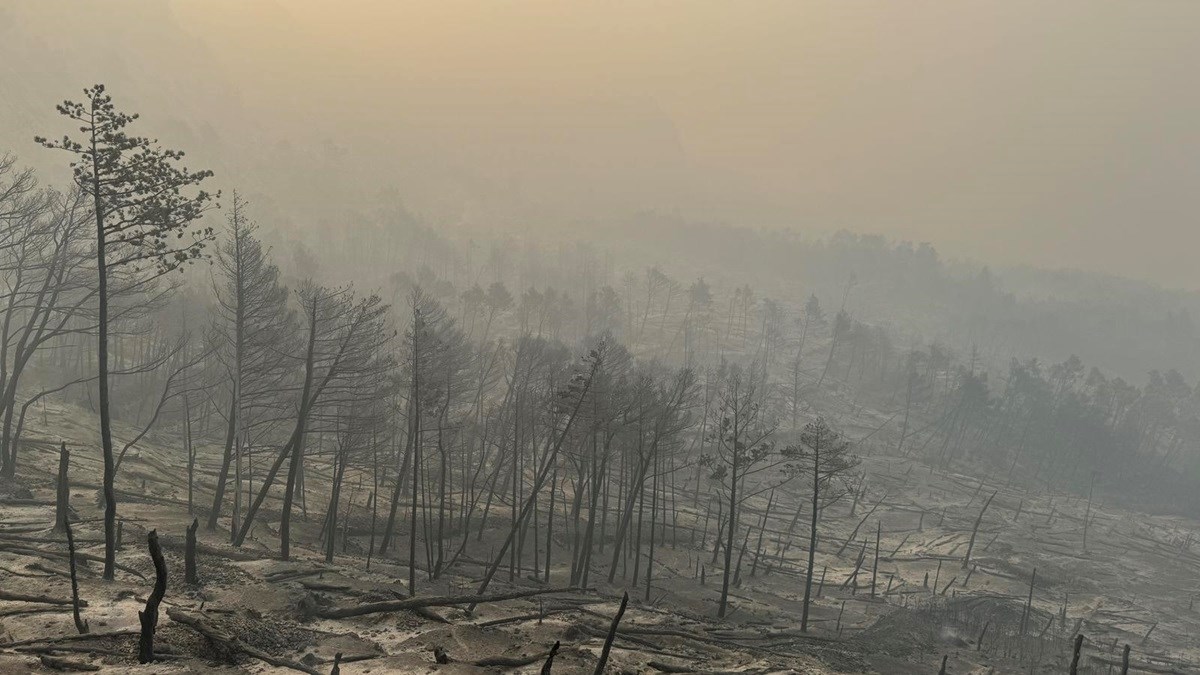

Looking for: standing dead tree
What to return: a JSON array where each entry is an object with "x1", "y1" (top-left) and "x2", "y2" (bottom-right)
[
  {"x1": 605, "y1": 363, "x2": 696, "y2": 585},
  {"x1": 231, "y1": 284, "x2": 394, "y2": 558},
  {"x1": 206, "y1": 196, "x2": 295, "y2": 535},
  {"x1": 0, "y1": 178, "x2": 98, "y2": 478},
  {"x1": 467, "y1": 342, "x2": 602, "y2": 611}
]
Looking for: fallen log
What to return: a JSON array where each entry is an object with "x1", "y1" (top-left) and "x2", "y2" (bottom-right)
[
  {"x1": 38, "y1": 654, "x2": 100, "y2": 672},
  {"x1": 434, "y1": 644, "x2": 560, "y2": 668},
  {"x1": 0, "y1": 589, "x2": 84, "y2": 607},
  {"x1": 649, "y1": 661, "x2": 698, "y2": 673},
  {"x1": 0, "y1": 629, "x2": 138, "y2": 648},
  {"x1": 477, "y1": 608, "x2": 572, "y2": 627},
  {"x1": 158, "y1": 534, "x2": 266, "y2": 562},
  {"x1": 1088, "y1": 655, "x2": 1188, "y2": 675},
  {"x1": 0, "y1": 543, "x2": 145, "y2": 580},
  {"x1": 306, "y1": 586, "x2": 583, "y2": 620},
  {"x1": 0, "y1": 607, "x2": 70, "y2": 618},
  {"x1": 476, "y1": 651, "x2": 556, "y2": 667},
  {"x1": 166, "y1": 608, "x2": 323, "y2": 675}
]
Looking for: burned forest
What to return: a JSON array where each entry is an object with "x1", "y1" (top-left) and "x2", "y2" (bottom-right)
[{"x1": 3, "y1": 3, "x2": 1200, "y2": 674}]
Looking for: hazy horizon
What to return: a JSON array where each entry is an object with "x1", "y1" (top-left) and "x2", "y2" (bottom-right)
[
  {"x1": 6, "y1": 6, "x2": 1200, "y2": 674},
  {"x1": 3, "y1": 0, "x2": 1198, "y2": 289}
]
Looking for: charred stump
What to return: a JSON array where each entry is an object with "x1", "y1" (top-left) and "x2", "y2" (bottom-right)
[
  {"x1": 540, "y1": 640, "x2": 560, "y2": 674},
  {"x1": 185, "y1": 518, "x2": 200, "y2": 585},
  {"x1": 137, "y1": 529, "x2": 167, "y2": 663},
  {"x1": 1069, "y1": 633, "x2": 1084, "y2": 675}
]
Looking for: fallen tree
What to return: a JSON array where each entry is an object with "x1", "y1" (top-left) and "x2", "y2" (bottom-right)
[
  {"x1": 303, "y1": 586, "x2": 584, "y2": 620},
  {"x1": 166, "y1": 608, "x2": 323, "y2": 675}
]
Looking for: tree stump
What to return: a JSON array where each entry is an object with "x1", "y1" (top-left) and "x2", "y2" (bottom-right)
[
  {"x1": 185, "y1": 518, "x2": 200, "y2": 585},
  {"x1": 138, "y1": 530, "x2": 167, "y2": 663}
]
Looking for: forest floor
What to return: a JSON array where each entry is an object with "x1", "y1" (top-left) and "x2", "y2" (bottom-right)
[{"x1": 0, "y1": 397, "x2": 1199, "y2": 674}]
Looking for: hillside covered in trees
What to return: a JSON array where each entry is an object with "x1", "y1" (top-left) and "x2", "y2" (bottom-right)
[{"x1": 0, "y1": 80, "x2": 1196, "y2": 675}]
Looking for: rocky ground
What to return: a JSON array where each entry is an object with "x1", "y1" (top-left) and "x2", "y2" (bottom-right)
[{"x1": 0, "y1": 399, "x2": 1198, "y2": 674}]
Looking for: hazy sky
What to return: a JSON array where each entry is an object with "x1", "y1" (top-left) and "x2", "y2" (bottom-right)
[{"x1": 4, "y1": 1, "x2": 1198, "y2": 288}]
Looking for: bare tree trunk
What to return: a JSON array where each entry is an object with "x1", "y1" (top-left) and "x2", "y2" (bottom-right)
[
  {"x1": 183, "y1": 394, "x2": 195, "y2": 516},
  {"x1": 54, "y1": 442, "x2": 70, "y2": 533},
  {"x1": 409, "y1": 372, "x2": 421, "y2": 595},
  {"x1": 185, "y1": 518, "x2": 200, "y2": 585},
  {"x1": 279, "y1": 430, "x2": 306, "y2": 561},
  {"x1": 593, "y1": 592, "x2": 628, "y2": 675},
  {"x1": 138, "y1": 530, "x2": 167, "y2": 663},
  {"x1": 801, "y1": 437, "x2": 821, "y2": 631},
  {"x1": 645, "y1": 452, "x2": 659, "y2": 602},
  {"x1": 870, "y1": 521, "x2": 880, "y2": 598},
  {"x1": 897, "y1": 372, "x2": 914, "y2": 454},
  {"x1": 208, "y1": 395, "x2": 238, "y2": 531},
  {"x1": 467, "y1": 358, "x2": 596, "y2": 611},
  {"x1": 64, "y1": 523, "x2": 88, "y2": 634},
  {"x1": 718, "y1": 410, "x2": 739, "y2": 618},
  {"x1": 325, "y1": 452, "x2": 347, "y2": 563},
  {"x1": 545, "y1": 463, "x2": 557, "y2": 583}
]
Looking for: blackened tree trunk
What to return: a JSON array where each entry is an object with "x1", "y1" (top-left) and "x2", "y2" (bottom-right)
[
  {"x1": 54, "y1": 442, "x2": 70, "y2": 533},
  {"x1": 325, "y1": 452, "x2": 348, "y2": 563},
  {"x1": 64, "y1": 522, "x2": 88, "y2": 634},
  {"x1": 185, "y1": 518, "x2": 200, "y2": 585},
  {"x1": 593, "y1": 591, "x2": 629, "y2": 675},
  {"x1": 209, "y1": 395, "x2": 239, "y2": 531},
  {"x1": 718, "y1": 449, "x2": 738, "y2": 616},
  {"x1": 408, "y1": 307, "x2": 422, "y2": 595},
  {"x1": 94, "y1": 165, "x2": 116, "y2": 581},
  {"x1": 801, "y1": 434, "x2": 821, "y2": 631},
  {"x1": 138, "y1": 530, "x2": 167, "y2": 663}
]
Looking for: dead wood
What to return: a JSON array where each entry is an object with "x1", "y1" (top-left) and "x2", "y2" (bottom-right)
[
  {"x1": 476, "y1": 651, "x2": 556, "y2": 667},
  {"x1": 477, "y1": 608, "x2": 572, "y2": 627},
  {"x1": 38, "y1": 654, "x2": 100, "y2": 671},
  {"x1": 962, "y1": 490, "x2": 997, "y2": 569},
  {"x1": 0, "y1": 607, "x2": 70, "y2": 618},
  {"x1": 137, "y1": 529, "x2": 167, "y2": 663},
  {"x1": 541, "y1": 640, "x2": 560, "y2": 674},
  {"x1": 593, "y1": 591, "x2": 629, "y2": 675},
  {"x1": 0, "y1": 542, "x2": 145, "y2": 579},
  {"x1": 305, "y1": 586, "x2": 583, "y2": 619},
  {"x1": 184, "y1": 518, "x2": 200, "y2": 585},
  {"x1": 0, "y1": 630, "x2": 139, "y2": 648},
  {"x1": 64, "y1": 522, "x2": 88, "y2": 634},
  {"x1": 0, "y1": 589, "x2": 83, "y2": 606},
  {"x1": 54, "y1": 442, "x2": 70, "y2": 534},
  {"x1": 166, "y1": 607, "x2": 324, "y2": 675},
  {"x1": 158, "y1": 534, "x2": 266, "y2": 562}
]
